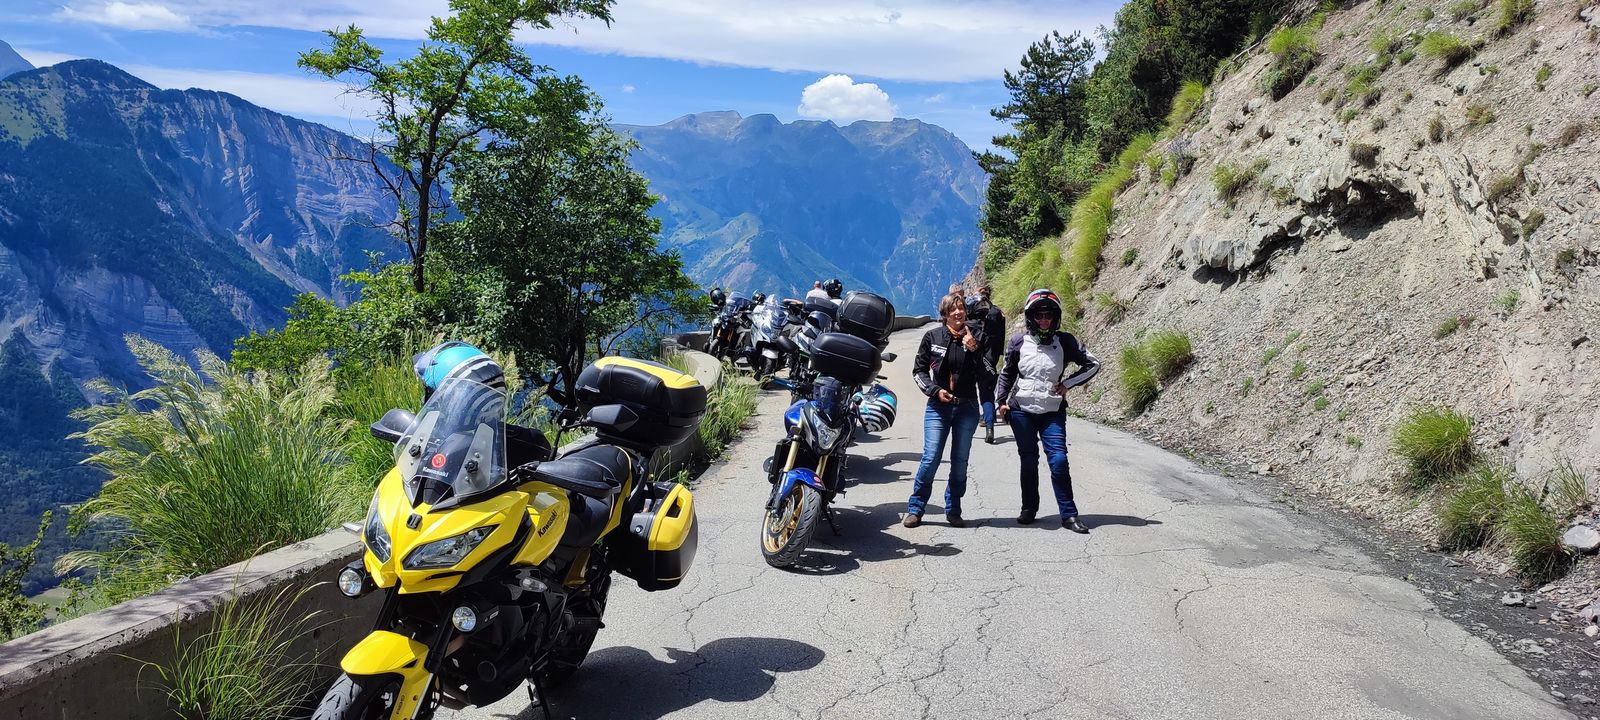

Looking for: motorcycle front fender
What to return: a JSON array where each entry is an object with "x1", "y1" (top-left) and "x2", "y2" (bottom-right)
[
  {"x1": 340, "y1": 630, "x2": 433, "y2": 719},
  {"x1": 772, "y1": 468, "x2": 825, "y2": 508}
]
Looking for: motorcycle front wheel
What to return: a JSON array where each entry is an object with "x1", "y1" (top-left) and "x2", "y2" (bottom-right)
[
  {"x1": 760, "y1": 483, "x2": 823, "y2": 568},
  {"x1": 313, "y1": 673, "x2": 412, "y2": 720},
  {"x1": 542, "y1": 573, "x2": 612, "y2": 685}
]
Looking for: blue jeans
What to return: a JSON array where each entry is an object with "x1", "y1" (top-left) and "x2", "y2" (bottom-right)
[
  {"x1": 978, "y1": 380, "x2": 996, "y2": 428},
  {"x1": 908, "y1": 398, "x2": 981, "y2": 516},
  {"x1": 1009, "y1": 409, "x2": 1079, "y2": 518}
]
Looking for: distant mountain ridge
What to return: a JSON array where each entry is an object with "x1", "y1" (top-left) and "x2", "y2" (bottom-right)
[
  {"x1": 0, "y1": 40, "x2": 31, "y2": 79},
  {"x1": 616, "y1": 111, "x2": 986, "y2": 313}
]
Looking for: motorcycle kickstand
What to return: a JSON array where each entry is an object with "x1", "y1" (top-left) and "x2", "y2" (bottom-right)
[
  {"x1": 823, "y1": 504, "x2": 841, "y2": 536},
  {"x1": 526, "y1": 675, "x2": 555, "y2": 720}
]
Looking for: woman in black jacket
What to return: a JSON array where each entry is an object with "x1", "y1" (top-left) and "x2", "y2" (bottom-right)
[{"x1": 904, "y1": 292, "x2": 995, "y2": 528}]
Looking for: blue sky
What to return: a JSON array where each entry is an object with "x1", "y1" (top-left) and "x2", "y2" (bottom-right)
[{"x1": 2, "y1": 0, "x2": 1122, "y2": 152}]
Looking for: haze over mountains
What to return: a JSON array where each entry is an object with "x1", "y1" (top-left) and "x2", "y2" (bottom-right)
[{"x1": 618, "y1": 111, "x2": 986, "y2": 313}]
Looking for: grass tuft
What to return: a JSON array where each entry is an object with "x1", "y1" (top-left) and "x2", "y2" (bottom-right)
[
  {"x1": 1144, "y1": 330, "x2": 1194, "y2": 379},
  {"x1": 1520, "y1": 208, "x2": 1545, "y2": 239},
  {"x1": 1499, "y1": 486, "x2": 1571, "y2": 582},
  {"x1": 1265, "y1": 25, "x2": 1321, "y2": 99},
  {"x1": 1427, "y1": 115, "x2": 1447, "y2": 143},
  {"x1": 1094, "y1": 292, "x2": 1132, "y2": 325},
  {"x1": 1419, "y1": 32, "x2": 1474, "y2": 70},
  {"x1": 1120, "y1": 247, "x2": 1140, "y2": 267},
  {"x1": 1495, "y1": 0, "x2": 1534, "y2": 34},
  {"x1": 1393, "y1": 407, "x2": 1475, "y2": 486},
  {"x1": 1119, "y1": 345, "x2": 1159, "y2": 415},
  {"x1": 695, "y1": 378, "x2": 758, "y2": 461},
  {"x1": 1484, "y1": 173, "x2": 1519, "y2": 202},
  {"x1": 1065, "y1": 134, "x2": 1155, "y2": 291},
  {"x1": 1349, "y1": 142, "x2": 1380, "y2": 166},
  {"x1": 1212, "y1": 159, "x2": 1268, "y2": 203},
  {"x1": 1465, "y1": 102, "x2": 1496, "y2": 127},
  {"x1": 1438, "y1": 462, "x2": 1511, "y2": 550},
  {"x1": 1556, "y1": 122, "x2": 1585, "y2": 147}
]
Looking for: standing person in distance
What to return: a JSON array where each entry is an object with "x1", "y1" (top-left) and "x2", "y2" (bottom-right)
[
  {"x1": 966, "y1": 284, "x2": 1006, "y2": 444},
  {"x1": 806, "y1": 281, "x2": 830, "y2": 303},
  {"x1": 994, "y1": 289, "x2": 1100, "y2": 533},
  {"x1": 905, "y1": 292, "x2": 994, "y2": 529}
]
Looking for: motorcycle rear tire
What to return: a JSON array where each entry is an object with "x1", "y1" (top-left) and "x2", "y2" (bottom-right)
[
  {"x1": 312, "y1": 673, "x2": 414, "y2": 720},
  {"x1": 760, "y1": 483, "x2": 823, "y2": 568}
]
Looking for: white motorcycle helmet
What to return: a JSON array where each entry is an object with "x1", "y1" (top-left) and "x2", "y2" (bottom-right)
[{"x1": 854, "y1": 383, "x2": 898, "y2": 434}]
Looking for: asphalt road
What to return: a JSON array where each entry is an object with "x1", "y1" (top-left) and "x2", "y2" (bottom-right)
[{"x1": 454, "y1": 329, "x2": 1572, "y2": 720}]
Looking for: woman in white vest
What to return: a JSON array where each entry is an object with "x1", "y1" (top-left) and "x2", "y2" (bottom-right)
[{"x1": 994, "y1": 289, "x2": 1100, "y2": 533}]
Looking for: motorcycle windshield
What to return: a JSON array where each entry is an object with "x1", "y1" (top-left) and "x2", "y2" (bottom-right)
[
  {"x1": 753, "y1": 304, "x2": 785, "y2": 333},
  {"x1": 394, "y1": 377, "x2": 508, "y2": 507}
]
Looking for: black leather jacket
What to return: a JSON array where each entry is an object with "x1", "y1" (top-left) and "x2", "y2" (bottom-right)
[{"x1": 912, "y1": 323, "x2": 996, "y2": 401}]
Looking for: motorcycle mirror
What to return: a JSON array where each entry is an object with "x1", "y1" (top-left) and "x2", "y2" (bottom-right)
[
  {"x1": 876, "y1": 375, "x2": 888, "y2": 381},
  {"x1": 583, "y1": 404, "x2": 638, "y2": 432},
  {"x1": 370, "y1": 408, "x2": 417, "y2": 443},
  {"x1": 881, "y1": 352, "x2": 898, "y2": 363}
]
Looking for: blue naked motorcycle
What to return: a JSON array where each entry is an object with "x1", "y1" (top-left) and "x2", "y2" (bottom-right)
[{"x1": 759, "y1": 332, "x2": 898, "y2": 568}]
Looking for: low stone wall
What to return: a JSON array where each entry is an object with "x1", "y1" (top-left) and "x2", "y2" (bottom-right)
[
  {"x1": 0, "y1": 351, "x2": 724, "y2": 720},
  {"x1": 893, "y1": 315, "x2": 933, "y2": 331}
]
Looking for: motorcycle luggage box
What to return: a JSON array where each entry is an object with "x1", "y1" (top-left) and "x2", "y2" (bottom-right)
[
  {"x1": 835, "y1": 291, "x2": 896, "y2": 345},
  {"x1": 609, "y1": 481, "x2": 698, "y2": 591},
  {"x1": 575, "y1": 357, "x2": 707, "y2": 449},
  {"x1": 809, "y1": 332, "x2": 882, "y2": 385}
]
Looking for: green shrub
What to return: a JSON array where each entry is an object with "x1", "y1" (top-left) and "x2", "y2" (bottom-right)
[
  {"x1": 1557, "y1": 122, "x2": 1585, "y2": 146},
  {"x1": 1305, "y1": 379, "x2": 1326, "y2": 397},
  {"x1": 696, "y1": 378, "x2": 757, "y2": 461},
  {"x1": 1420, "y1": 6, "x2": 1435, "y2": 19},
  {"x1": 1496, "y1": 0, "x2": 1534, "y2": 34},
  {"x1": 1496, "y1": 290, "x2": 1520, "y2": 313},
  {"x1": 1499, "y1": 486, "x2": 1570, "y2": 582},
  {"x1": 1120, "y1": 247, "x2": 1140, "y2": 267},
  {"x1": 1464, "y1": 102, "x2": 1496, "y2": 127},
  {"x1": 1094, "y1": 293, "x2": 1132, "y2": 325},
  {"x1": 1449, "y1": 0, "x2": 1481, "y2": 20},
  {"x1": 994, "y1": 241, "x2": 1078, "y2": 318},
  {"x1": 62, "y1": 338, "x2": 360, "y2": 602},
  {"x1": 1346, "y1": 64, "x2": 1384, "y2": 107},
  {"x1": 1164, "y1": 80, "x2": 1208, "y2": 130},
  {"x1": 1338, "y1": 108, "x2": 1359, "y2": 123},
  {"x1": 1434, "y1": 315, "x2": 1462, "y2": 338},
  {"x1": 1371, "y1": 29, "x2": 1405, "y2": 58},
  {"x1": 1371, "y1": 116, "x2": 1389, "y2": 131},
  {"x1": 1548, "y1": 459, "x2": 1592, "y2": 519},
  {"x1": 1393, "y1": 407, "x2": 1475, "y2": 485},
  {"x1": 1427, "y1": 115, "x2": 1447, "y2": 143},
  {"x1": 1399, "y1": 48, "x2": 1417, "y2": 64},
  {"x1": 1065, "y1": 133, "x2": 1157, "y2": 291},
  {"x1": 1261, "y1": 346, "x2": 1282, "y2": 366},
  {"x1": 1484, "y1": 173, "x2": 1519, "y2": 202},
  {"x1": 1212, "y1": 159, "x2": 1268, "y2": 203},
  {"x1": 1555, "y1": 247, "x2": 1579, "y2": 267},
  {"x1": 335, "y1": 357, "x2": 420, "y2": 489},
  {"x1": 143, "y1": 584, "x2": 323, "y2": 720},
  {"x1": 1586, "y1": 84, "x2": 1599, "y2": 98},
  {"x1": 1419, "y1": 32, "x2": 1473, "y2": 69},
  {"x1": 0, "y1": 513, "x2": 51, "y2": 640},
  {"x1": 1314, "y1": 396, "x2": 1331, "y2": 411},
  {"x1": 1439, "y1": 462, "x2": 1511, "y2": 549},
  {"x1": 1240, "y1": 376, "x2": 1255, "y2": 397},
  {"x1": 1347, "y1": 435, "x2": 1364, "y2": 448},
  {"x1": 1265, "y1": 26, "x2": 1321, "y2": 99},
  {"x1": 1534, "y1": 62, "x2": 1553, "y2": 89},
  {"x1": 1349, "y1": 142, "x2": 1380, "y2": 166},
  {"x1": 1290, "y1": 360, "x2": 1308, "y2": 379},
  {"x1": 1119, "y1": 345, "x2": 1159, "y2": 415},
  {"x1": 1521, "y1": 208, "x2": 1545, "y2": 239},
  {"x1": 1144, "y1": 330, "x2": 1194, "y2": 379}
]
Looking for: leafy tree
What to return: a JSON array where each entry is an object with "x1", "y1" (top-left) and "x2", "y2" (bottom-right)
[
  {"x1": 0, "y1": 512, "x2": 50, "y2": 640},
  {"x1": 442, "y1": 97, "x2": 705, "y2": 400},
  {"x1": 299, "y1": 0, "x2": 615, "y2": 294},
  {"x1": 991, "y1": 30, "x2": 1097, "y2": 143}
]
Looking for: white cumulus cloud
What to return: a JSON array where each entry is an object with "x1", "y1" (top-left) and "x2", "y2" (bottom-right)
[
  {"x1": 797, "y1": 74, "x2": 894, "y2": 123},
  {"x1": 59, "y1": 1, "x2": 195, "y2": 31}
]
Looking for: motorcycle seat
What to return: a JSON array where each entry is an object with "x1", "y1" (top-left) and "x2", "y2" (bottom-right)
[{"x1": 525, "y1": 445, "x2": 632, "y2": 500}]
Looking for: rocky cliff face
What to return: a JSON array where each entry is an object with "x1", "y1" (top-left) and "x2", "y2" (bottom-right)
[
  {"x1": 0, "y1": 59, "x2": 398, "y2": 388},
  {"x1": 617, "y1": 112, "x2": 986, "y2": 313},
  {"x1": 1062, "y1": 1, "x2": 1600, "y2": 531}
]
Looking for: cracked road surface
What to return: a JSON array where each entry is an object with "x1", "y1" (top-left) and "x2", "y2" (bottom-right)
[{"x1": 455, "y1": 330, "x2": 1572, "y2": 720}]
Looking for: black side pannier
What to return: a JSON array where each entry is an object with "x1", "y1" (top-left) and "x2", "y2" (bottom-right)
[
  {"x1": 809, "y1": 332, "x2": 882, "y2": 385},
  {"x1": 836, "y1": 291, "x2": 895, "y2": 346}
]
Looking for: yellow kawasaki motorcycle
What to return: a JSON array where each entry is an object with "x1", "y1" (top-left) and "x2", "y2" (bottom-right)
[{"x1": 314, "y1": 352, "x2": 705, "y2": 719}]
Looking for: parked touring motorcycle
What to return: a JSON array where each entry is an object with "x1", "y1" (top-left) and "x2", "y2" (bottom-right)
[
  {"x1": 707, "y1": 291, "x2": 753, "y2": 363},
  {"x1": 759, "y1": 291, "x2": 899, "y2": 568},
  {"x1": 314, "y1": 346, "x2": 705, "y2": 719},
  {"x1": 746, "y1": 296, "x2": 789, "y2": 377}
]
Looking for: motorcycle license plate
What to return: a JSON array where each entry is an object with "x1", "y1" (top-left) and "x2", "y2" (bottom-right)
[{"x1": 762, "y1": 348, "x2": 779, "y2": 359}]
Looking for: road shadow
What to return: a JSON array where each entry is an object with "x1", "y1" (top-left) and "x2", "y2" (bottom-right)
[
  {"x1": 800, "y1": 500, "x2": 962, "y2": 571},
  {"x1": 840, "y1": 451, "x2": 921, "y2": 485},
  {"x1": 1078, "y1": 514, "x2": 1164, "y2": 529},
  {"x1": 512, "y1": 637, "x2": 825, "y2": 720}
]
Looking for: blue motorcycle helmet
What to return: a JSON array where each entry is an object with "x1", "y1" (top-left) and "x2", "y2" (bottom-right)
[{"x1": 412, "y1": 341, "x2": 506, "y2": 399}]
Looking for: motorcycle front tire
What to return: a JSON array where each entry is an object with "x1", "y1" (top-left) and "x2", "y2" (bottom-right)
[
  {"x1": 542, "y1": 574, "x2": 612, "y2": 685},
  {"x1": 760, "y1": 483, "x2": 823, "y2": 568},
  {"x1": 312, "y1": 673, "x2": 414, "y2": 720}
]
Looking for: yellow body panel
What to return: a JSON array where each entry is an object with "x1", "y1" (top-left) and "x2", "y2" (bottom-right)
[
  {"x1": 647, "y1": 484, "x2": 695, "y2": 551},
  {"x1": 511, "y1": 487, "x2": 570, "y2": 566},
  {"x1": 363, "y1": 468, "x2": 571, "y2": 593},
  {"x1": 339, "y1": 630, "x2": 433, "y2": 719}
]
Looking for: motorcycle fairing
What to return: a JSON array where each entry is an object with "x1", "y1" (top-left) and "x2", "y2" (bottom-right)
[
  {"x1": 774, "y1": 467, "x2": 825, "y2": 505},
  {"x1": 338, "y1": 630, "x2": 433, "y2": 720}
]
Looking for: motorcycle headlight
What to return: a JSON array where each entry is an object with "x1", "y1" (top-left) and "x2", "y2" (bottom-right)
[
  {"x1": 802, "y1": 405, "x2": 844, "y2": 450},
  {"x1": 363, "y1": 499, "x2": 392, "y2": 564},
  {"x1": 403, "y1": 526, "x2": 497, "y2": 570}
]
